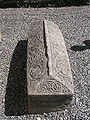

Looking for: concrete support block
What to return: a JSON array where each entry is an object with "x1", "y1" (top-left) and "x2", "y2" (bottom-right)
[{"x1": 27, "y1": 20, "x2": 74, "y2": 113}]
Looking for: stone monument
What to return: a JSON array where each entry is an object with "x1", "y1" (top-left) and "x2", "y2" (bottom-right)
[{"x1": 27, "y1": 20, "x2": 74, "y2": 113}]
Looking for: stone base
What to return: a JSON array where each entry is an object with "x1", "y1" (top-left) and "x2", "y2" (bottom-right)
[{"x1": 28, "y1": 95, "x2": 72, "y2": 114}]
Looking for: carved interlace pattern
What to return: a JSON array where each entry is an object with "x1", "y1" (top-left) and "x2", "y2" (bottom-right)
[
  {"x1": 44, "y1": 20, "x2": 73, "y2": 94},
  {"x1": 28, "y1": 23, "x2": 47, "y2": 81},
  {"x1": 27, "y1": 20, "x2": 73, "y2": 94},
  {"x1": 37, "y1": 80, "x2": 70, "y2": 94}
]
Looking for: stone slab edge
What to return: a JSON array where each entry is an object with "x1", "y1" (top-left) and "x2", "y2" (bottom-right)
[{"x1": 44, "y1": 20, "x2": 74, "y2": 94}]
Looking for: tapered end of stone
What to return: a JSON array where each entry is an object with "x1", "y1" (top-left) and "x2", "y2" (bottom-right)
[{"x1": 27, "y1": 20, "x2": 74, "y2": 113}]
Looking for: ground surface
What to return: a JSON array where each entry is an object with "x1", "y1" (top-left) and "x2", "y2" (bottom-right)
[{"x1": 0, "y1": 6, "x2": 90, "y2": 120}]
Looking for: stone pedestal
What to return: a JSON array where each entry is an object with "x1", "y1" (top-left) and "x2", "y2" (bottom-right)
[{"x1": 27, "y1": 20, "x2": 74, "y2": 113}]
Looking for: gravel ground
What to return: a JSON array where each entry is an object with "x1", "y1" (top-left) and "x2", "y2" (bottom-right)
[{"x1": 0, "y1": 6, "x2": 90, "y2": 120}]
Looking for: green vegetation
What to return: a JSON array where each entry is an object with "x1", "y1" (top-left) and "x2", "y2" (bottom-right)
[
  {"x1": 87, "y1": 0, "x2": 90, "y2": 5},
  {"x1": 0, "y1": 0, "x2": 89, "y2": 8}
]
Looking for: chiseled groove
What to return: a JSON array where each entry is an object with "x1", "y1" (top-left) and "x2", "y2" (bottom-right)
[{"x1": 43, "y1": 20, "x2": 49, "y2": 76}]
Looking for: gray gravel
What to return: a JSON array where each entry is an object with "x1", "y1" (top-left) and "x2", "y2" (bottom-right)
[{"x1": 0, "y1": 6, "x2": 90, "y2": 120}]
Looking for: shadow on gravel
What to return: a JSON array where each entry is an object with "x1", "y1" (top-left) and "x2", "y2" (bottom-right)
[
  {"x1": 71, "y1": 40, "x2": 90, "y2": 52},
  {"x1": 5, "y1": 40, "x2": 29, "y2": 116}
]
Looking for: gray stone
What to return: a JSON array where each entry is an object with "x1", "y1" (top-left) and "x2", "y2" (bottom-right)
[
  {"x1": 0, "y1": 32, "x2": 1, "y2": 42},
  {"x1": 27, "y1": 20, "x2": 74, "y2": 113}
]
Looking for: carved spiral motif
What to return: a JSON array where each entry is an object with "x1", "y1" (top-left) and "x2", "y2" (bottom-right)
[
  {"x1": 28, "y1": 36, "x2": 43, "y2": 49},
  {"x1": 37, "y1": 80, "x2": 70, "y2": 94},
  {"x1": 29, "y1": 65, "x2": 43, "y2": 80},
  {"x1": 28, "y1": 27, "x2": 46, "y2": 80},
  {"x1": 28, "y1": 46, "x2": 46, "y2": 80},
  {"x1": 37, "y1": 80, "x2": 62, "y2": 93},
  {"x1": 55, "y1": 55, "x2": 69, "y2": 77}
]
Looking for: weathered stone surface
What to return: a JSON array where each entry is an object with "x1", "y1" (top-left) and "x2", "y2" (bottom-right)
[{"x1": 27, "y1": 20, "x2": 74, "y2": 113}]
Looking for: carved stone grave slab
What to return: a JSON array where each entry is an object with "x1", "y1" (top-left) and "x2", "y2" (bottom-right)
[{"x1": 27, "y1": 20, "x2": 74, "y2": 113}]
